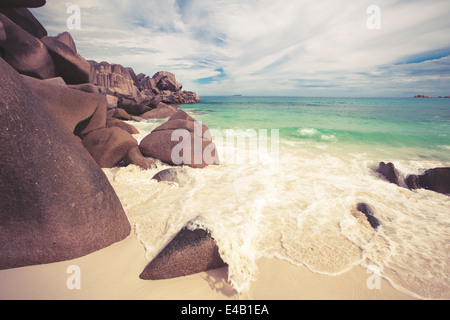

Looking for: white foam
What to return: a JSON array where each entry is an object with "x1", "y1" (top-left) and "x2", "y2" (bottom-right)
[{"x1": 298, "y1": 128, "x2": 318, "y2": 136}]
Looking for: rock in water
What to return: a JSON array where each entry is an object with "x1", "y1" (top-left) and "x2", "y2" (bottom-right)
[
  {"x1": 0, "y1": 13, "x2": 55, "y2": 79},
  {"x1": 356, "y1": 203, "x2": 380, "y2": 229},
  {"x1": 140, "y1": 228, "x2": 227, "y2": 280},
  {"x1": 405, "y1": 168, "x2": 450, "y2": 195},
  {"x1": 152, "y1": 168, "x2": 181, "y2": 184},
  {"x1": 139, "y1": 119, "x2": 220, "y2": 168},
  {"x1": 0, "y1": 57, "x2": 131, "y2": 270},
  {"x1": 377, "y1": 162, "x2": 400, "y2": 186},
  {"x1": 420, "y1": 168, "x2": 450, "y2": 194}
]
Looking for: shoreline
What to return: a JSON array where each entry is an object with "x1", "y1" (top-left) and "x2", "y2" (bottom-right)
[{"x1": 0, "y1": 234, "x2": 415, "y2": 300}]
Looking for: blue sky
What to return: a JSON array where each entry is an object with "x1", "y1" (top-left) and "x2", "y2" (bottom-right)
[{"x1": 32, "y1": 0, "x2": 450, "y2": 97}]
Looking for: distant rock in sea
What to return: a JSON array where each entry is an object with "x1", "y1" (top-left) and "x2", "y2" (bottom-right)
[{"x1": 413, "y1": 94, "x2": 450, "y2": 98}]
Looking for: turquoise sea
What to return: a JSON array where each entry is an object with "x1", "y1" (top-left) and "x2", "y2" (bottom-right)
[
  {"x1": 108, "y1": 97, "x2": 450, "y2": 299},
  {"x1": 183, "y1": 96, "x2": 450, "y2": 162}
]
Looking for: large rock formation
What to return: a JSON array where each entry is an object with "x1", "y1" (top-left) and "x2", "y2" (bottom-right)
[
  {"x1": 0, "y1": 57, "x2": 131, "y2": 270},
  {"x1": 88, "y1": 61, "x2": 200, "y2": 108},
  {"x1": 140, "y1": 228, "x2": 227, "y2": 280},
  {"x1": 0, "y1": 12, "x2": 55, "y2": 79}
]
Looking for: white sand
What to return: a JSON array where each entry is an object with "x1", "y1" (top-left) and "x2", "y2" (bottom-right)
[{"x1": 0, "y1": 234, "x2": 415, "y2": 300}]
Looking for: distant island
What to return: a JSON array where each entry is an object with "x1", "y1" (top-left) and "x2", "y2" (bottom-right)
[{"x1": 414, "y1": 94, "x2": 450, "y2": 98}]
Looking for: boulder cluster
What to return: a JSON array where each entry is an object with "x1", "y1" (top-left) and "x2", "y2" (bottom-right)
[{"x1": 0, "y1": 0, "x2": 223, "y2": 279}]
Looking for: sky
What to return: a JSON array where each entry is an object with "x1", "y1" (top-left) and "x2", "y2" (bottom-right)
[{"x1": 32, "y1": 0, "x2": 450, "y2": 97}]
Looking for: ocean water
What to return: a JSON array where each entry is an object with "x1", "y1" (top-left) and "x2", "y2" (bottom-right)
[{"x1": 104, "y1": 97, "x2": 450, "y2": 299}]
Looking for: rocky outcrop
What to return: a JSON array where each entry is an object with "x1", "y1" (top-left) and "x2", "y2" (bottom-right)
[
  {"x1": 0, "y1": 12, "x2": 55, "y2": 79},
  {"x1": 140, "y1": 228, "x2": 227, "y2": 280},
  {"x1": 160, "y1": 89, "x2": 200, "y2": 104},
  {"x1": 89, "y1": 61, "x2": 142, "y2": 102},
  {"x1": 377, "y1": 162, "x2": 400, "y2": 186},
  {"x1": 139, "y1": 118, "x2": 220, "y2": 169},
  {"x1": 405, "y1": 168, "x2": 450, "y2": 195},
  {"x1": 0, "y1": 57, "x2": 131, "y2": 270},
  {"x1": 88, "y1": 61, "x2": 199, "y2": 108}
]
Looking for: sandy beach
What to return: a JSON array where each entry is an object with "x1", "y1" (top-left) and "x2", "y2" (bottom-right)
[{"x1": 0, "y1": 234, "x2": 415, "y2": 300}]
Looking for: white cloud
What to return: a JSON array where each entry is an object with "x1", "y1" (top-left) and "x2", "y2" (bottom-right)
[{"x1": 32, "y1": 0, "x2": 450, "y2": 96}]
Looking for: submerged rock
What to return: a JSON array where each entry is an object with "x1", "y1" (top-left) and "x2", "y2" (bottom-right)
[
  {"x1": 0, "y1": 57, "x2": 131, "y2": 270},
  {"x1": 140, "y1": 228, "x2": 227, "y2": 280},
  {"x1": 152, "y1": 168, "x2": 181, "y2": 184},
  {"x1": 356, "y1": 203, "x2": 380, "y2": 229}
]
